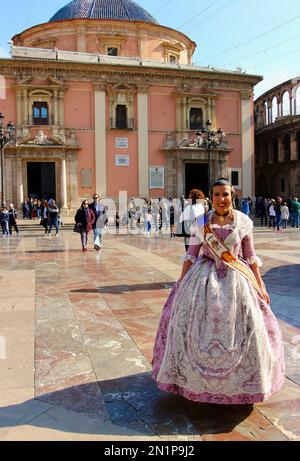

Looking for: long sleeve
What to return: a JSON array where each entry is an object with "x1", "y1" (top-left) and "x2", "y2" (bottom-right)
[{"x1": 241, "y1": 232, "x2": 262, "y2": 267}]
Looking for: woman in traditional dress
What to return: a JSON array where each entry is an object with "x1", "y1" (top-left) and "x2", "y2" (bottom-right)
[{"x1": 152, "y1": 178, "x2": 285, "y2": 404}]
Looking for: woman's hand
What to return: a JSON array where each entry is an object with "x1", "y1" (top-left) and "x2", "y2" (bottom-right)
[{"x1": 259, "y1": 282, "x2": 270, "y2": 304}]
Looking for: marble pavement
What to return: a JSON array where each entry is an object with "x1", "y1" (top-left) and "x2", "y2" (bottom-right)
[{"x1": 0, "y1": 223, "x2": 299, "y2": 441}]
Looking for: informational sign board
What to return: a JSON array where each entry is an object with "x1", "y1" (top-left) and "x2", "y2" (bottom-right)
[
  {"x1": 149, "y1": 166, "x2": 164, "y2": 189},
  {"x1": 115, "y1": 154, "x2": 130, "y2": 166}
]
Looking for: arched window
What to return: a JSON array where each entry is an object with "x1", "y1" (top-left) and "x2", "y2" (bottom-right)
[
  {"x1": 282, "y1": 91, "x2": 290, "y2": 116},
  {"x1": 284, "y1": 134, "x2": 291, "y2": 161},
  {"x1": 189, "y1": 108, "x2": 203, "y2": 130},
  {"x1": 296, "y1": 87, "x2": 300, "y2": 115},
  {"x1": 272, "y1": 96, "x2": 277, "y2": 123},
  {"x1": 273, "y1": 138, "x2": 278, "y2": 163}
]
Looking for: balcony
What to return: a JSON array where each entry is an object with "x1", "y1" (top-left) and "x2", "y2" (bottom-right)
[{"x1": 109, "y1": 118, "x2": 134, "y2": 130}]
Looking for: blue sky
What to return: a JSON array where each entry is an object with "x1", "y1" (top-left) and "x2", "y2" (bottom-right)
[{"x1": 1, "y1": 0, "x2": 300, "y2": 98}]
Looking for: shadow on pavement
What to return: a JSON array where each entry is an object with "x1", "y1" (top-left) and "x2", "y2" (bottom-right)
[
  {"x1": 70, "y1": 282, "x2": 174, "y2": 294},
  {"x1": 263, "y1": 264, "x2": 300, "y2": 328},
  {"x1": 0, "y1": 373, "x2": 254, "y2": 438}
]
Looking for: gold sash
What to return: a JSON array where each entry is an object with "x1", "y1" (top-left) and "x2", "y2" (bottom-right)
[{"x1": 204, "y1": 224, "x2": 264, "y2": 298}]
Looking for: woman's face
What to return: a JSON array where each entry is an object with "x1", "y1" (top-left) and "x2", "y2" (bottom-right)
[{"x1": 212, "y1": 185, "x2": 232, "y2": 215}]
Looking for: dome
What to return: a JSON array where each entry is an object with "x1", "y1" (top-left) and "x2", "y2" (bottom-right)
[{"x1": 49, "y1": 0, "x2": 159, "y2": 24}]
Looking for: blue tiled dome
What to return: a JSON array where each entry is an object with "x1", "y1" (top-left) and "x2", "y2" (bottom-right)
[{"x1": 49, "y1": 0, "x2": 158, "y2": 24}]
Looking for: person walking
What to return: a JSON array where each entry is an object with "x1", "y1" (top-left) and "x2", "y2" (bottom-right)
[
  {"x1": 48, "y1": 199, "x2": 60, "y2": 236},
  {"x1": 75, "y1": 200, "x2": 95, "y2": 252},
  {"x1": 89, "y1": 194, "x2": 107, "y2": 251},
  {"x1": 40, "y1": 200, "x2": 50, "y2": 235},
  {"x1": 8, "y1": 204, "x2": 19, "y2": 236},
  {"x1": 152, "y1": 177, "x2": 284, "y2": 404}
]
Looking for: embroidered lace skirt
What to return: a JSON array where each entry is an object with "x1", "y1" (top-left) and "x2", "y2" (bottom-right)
[{"x1": 152, "y1": 257, "x2": 285, "y2": 404}]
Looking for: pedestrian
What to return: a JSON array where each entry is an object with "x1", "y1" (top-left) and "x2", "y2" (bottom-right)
[
  {"x1": 48, "y1": 199, "x2": 60, "y2": 236},
  {"x1": 275, "y1": 197, "x2": 283, "y2": 231},
  {"x1": 23, "y1": 199, "x2": 30, "y2": 219},
  {"x1": 178, "y1": 189, "x2": 205, "y2": 251},
  {"x1": 168, "y1": 197, "x2": 175, "y2": 237},
  {"x1": 152, "y1": 177, "x2": 285, "y2": 404},
  {"x1": 0, "y1": 207, "x2": 9, "y2": 236},
  {"x1": 40, "y1": 200, "x2": 50, "y2": 235},
  {"x1": 75, "y1": 200, "x2": 95, "y2": 252},
  {"x1": 281, "y1": 202, "x2": 289, "y2": 229},
  {"x1": 115, "y1": 211, "x2": 120, "y2": 234},
  {"x1": 268, "y1": 199, "x2": 276, "y2": 229},
  {"x1": 241, "y1": 198, "x2": 250, "y2": 216},
  {"x1": 89, "y1": 194, "x2": 107, "y2": 251},
  {"x1": 291, "y1": 197, "x2": 300, "y2": 228},
  {"x1": 259, "y1": 198, "x2": 268, "y2": 227},
  {"x1": 8, "y1": 204, "x2": 19, "y2": 236}
]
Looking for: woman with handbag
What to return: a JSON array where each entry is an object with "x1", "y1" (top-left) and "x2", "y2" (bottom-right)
[
  {"x1": 152, "y1": 178, "x2": 285, "y2": 404},
  {"x1": 74, "y1": 200, "x2": 95, "y2": 252}
]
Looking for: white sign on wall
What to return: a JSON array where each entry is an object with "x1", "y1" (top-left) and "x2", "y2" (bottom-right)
[
  {"x1": 115, "y1": 154, "x2": 130, "y2": 166},
  {"x1": 149, "y1": 167, "x2": 165, "y2": 189},
  {"x1": 116, "y1": 137, "x2": 128, "y2": 149}
]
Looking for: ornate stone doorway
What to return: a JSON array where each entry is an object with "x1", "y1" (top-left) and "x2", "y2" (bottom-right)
[
  {"x1": 27, "y1": 162, "x2": 56, "y2": 200},
  {"x1": 185, "y1": 163, "x2": 208, "y2": 197}
]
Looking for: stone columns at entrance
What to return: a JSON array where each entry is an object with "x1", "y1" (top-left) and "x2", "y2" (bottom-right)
[
  {"x1": 241, "y1": 93, "x2": 253, "y2": 197},
  {"x1": 94, "y1": 85, "x2": 107, "y2": 196},
  {"x1": 137, "y1": 88, "x2": 149, "y2": 197},
  {"x1": 16, "y1": 158, "x2": 24, "y2": 207},
  {"x1": 60, "y1": 158, "x2": 68, "y2": 209}
]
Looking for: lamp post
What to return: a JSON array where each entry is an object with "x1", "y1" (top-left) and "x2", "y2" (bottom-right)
[
  {"x1": 0, "y1": 113, "x2": 15, "y2": 207},
  {"x1": 198, "y1": 120, "x2": 225, "y2": 194}
]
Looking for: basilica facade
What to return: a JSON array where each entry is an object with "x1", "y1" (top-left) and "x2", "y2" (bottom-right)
[
  {"x1": 0, "y1": 0, "x2": 261, "y2": 212},
  {"x1": 255, "y1": 76, "x2": 300, "y2": 198}
]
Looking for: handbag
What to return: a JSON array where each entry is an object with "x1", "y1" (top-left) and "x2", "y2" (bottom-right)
[{"x1": 73, "y1": 222, "x2": 83, "y2": 233}]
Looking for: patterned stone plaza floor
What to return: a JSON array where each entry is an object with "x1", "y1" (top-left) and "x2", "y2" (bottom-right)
[{"x1": 0, "y1": 223, "x2": 299, "y2": 441}]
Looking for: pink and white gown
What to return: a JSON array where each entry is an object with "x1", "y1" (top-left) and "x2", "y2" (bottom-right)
[{"x1": 152, "y1": 210, "x2": 285, "y2": 404}]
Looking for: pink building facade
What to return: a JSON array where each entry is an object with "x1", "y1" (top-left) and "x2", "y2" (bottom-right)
[{"x1": 0, "y1": 0, "x2": 262, "y2": 212}]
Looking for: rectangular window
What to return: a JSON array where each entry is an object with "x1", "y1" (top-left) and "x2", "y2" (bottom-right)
[
  {"x1": 33, "y1": 102, "x2": 49, "y2": 125},
  {"x1": 107, "y1": 47, "x2": 118, "y2": 56},
  {"x1": 116, "y1": 104, "x2": 127, "y2": 129},
  {"x1": 169, "y1": 55, "x2": 177, "y2": 63},
  {"x1": 189, "y1": 108, "x2": 203, "y2": 130},
  {"x1": 280, "y1": 178, "x2": 285, "y2": 192},
  {"x1": 231, "y1": 171, "x2": 239, "y2": 187}
]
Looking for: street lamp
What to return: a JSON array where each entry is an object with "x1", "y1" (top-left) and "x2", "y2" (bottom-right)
[
  {"x1": 198, "y1": 120, "x2": 225, "y2": 194},
  {"x1": 0, "y1": 113, "x2": 15, "y2": 207}
]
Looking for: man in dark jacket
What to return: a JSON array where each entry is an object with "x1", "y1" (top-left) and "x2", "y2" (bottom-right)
[
  {"x1": 8, "y1": 204, "x2": 19, "y2": 236},
  {"x1": 89, "y1": 194, "x2": 107, "y2": 251}
]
